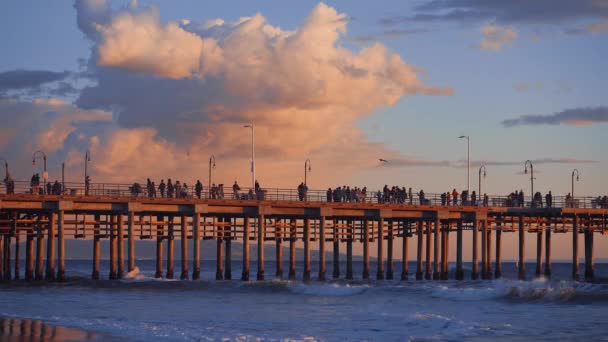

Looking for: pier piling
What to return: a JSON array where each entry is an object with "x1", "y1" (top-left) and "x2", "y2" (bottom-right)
[
  {"x1": 92, "y1": 214, "x2": 100, "y2": 280},
  {"x1": 433, "y1": 217, "x2": 439, "y2": 280},
  {"x1": 216, "y1": 217, "x2": 223, "y2": 280},
  {"x1": 363, "y1": 220, "x2": 370, "y2": 280},
  {"x1": 109, "y1": 215, "x2": 118, "y2": 280},
  {"x1": 472, "y1": 220, "x2": 478, "y2": 280},
  {"x1": 377, "y1": 218, "x2": 384, "y2": 280},
  {"x1": 181, "y1": 215, "x2": 189, "y2": 280},
  {"x1": 495, "y1": 220, "x2": 502, "y2": 279},
  {"x1": 416, "y1": 221, "x2": 423, "y2": 280},
  {"x1": 275, "y1": 219, "x2": 283, "y2": 279},
  {"x1": 57, "y1": 210, "x2": 65, "y2": 281},
  {"x1": 155, "y1": 215, "x2": 163, "y2": 278},
  {"x1": 518, "y1": 215, "x2": 525, "y2": 281},
  {"x1": 572, "y1": 215, "x2": 579, "y2": 281},
  {"x1": 332, "y1": 219, "x2": 340, "y2": 279},
  {"x1": 544, "y1": 221, "x2": 552, "y2": 277},
  {"x1": 45, "y1": 213, "x2": 55, "y2": 281},
  {"x1": 257, "y1": 215, "x2": 265, "y2": 281},
  {"x1": 224, "y1": 217, "x2": 232, "y2": 280},
  {"x1": 456, "y1": 220, "x2": 463, "y2": 280},
  {"x1": 241, "y1": 217, "x2": 250, "y2": 281},
  {"x1": 25, "y1": 230, "x2": 34, "y2": 281},
  {"x1": 193, "y1": 213, "x2": 201, "y2": 280},
  {"x1": 35, "y1": 222, "x2": 44, "y2": 281},
  {"x1": 401, "y1": 221, "x2": 409, "y2": 281},
  {"x1": 289, "y1": 219, "x2": 296, "y2": 280},
  {"x1": 303, "y1": 218, "x2": 311, "y2": 282},
  {"x1": 536, "y1": 227, "x2": 543, "y2": 278},
  {"x1": 128, "y1": 212, "x2": 135, "y2": 273},
  {"x1": 387, "y1": 220, "x2": 394, "y2": 280},
  {"x1": 346, "y1": 220, "x2": 353, "y2": 280},
  {"x1": 117, "y1": 214, "x2": 124, "y2": 279},
  {"x1": 425, "y1": 221, "x2": 431, "y2": 280},
  {"x1": 319, "y1": 216, "x2": 326, "y2": 281},
  {"x1": 166, "y1": 216, "x2": 174, "y2": 279}
]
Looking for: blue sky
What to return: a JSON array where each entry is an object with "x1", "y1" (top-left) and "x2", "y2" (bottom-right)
[{"x1": 0, "y1": 0, "x2": 606, "y2": 196}]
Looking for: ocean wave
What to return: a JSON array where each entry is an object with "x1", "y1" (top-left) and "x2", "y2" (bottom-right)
[{"x1": 287, "y1": 282, "x2": 369, "y2": 296}]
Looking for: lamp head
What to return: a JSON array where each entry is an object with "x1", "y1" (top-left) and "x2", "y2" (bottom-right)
[
  {"x1": 576, "y1": 175, "x2": 579, "y2": 181},
  {"x1": 458, "y1": 135, "x2": 466, "y2": 139}
]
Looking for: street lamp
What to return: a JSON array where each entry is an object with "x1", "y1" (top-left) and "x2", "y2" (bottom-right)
[
  {"x1": 571, "y1": 169, "x2": 580, "y2": 206},
  {"x1": 243, "y1": 124, "x2": 255, "y2": 189},
  {"x1": 304, "y1": 159, "x2": 312, "y2": 185},
  {"x1": 208, "y1": 155, "x2": 216, "y2": 190},
  {"x1": 32, "y1": 150, "x2": 48, "y2": 193},
  {"x1": 524, "y1": 160, "x2": 534, "y2": 201},
  {"x1": 458, "y1": 135, "x2": 470, "y2": 195},
  {"x1": 84, "y1": 150, "x2": 91, "y2": 182},
  {"x1": 478, "y1": 164, "x2": 487, "y2": 198}
]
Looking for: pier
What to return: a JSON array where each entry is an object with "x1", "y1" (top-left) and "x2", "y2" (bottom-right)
[{"x1": 0, "y1": 184, "x2": 606, "y2": 283}]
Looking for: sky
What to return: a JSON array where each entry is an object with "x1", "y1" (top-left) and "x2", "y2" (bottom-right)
[{"x1": 0, "y1": 1, "x2": 607, "y2": 259}]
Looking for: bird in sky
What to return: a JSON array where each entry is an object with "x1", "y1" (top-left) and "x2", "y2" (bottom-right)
[{"x1": 379, "y1": 159, "x2": 388, "y2": 163}]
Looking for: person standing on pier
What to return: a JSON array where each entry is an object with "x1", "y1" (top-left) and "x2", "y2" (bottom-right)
[
  {"x1": 167, "y1": 179, "x2": 174, "y2": 198},
  {"x1": 195, "y1": 180, "x2": 203, "y2": 199},
  {"x1": 326, "y1": 188, "x2": 332, "y2": 202},
  {"x1": 233, "y1": 181, "x2": 240, "y2": 199},
  {"x1": 451, "y1": 189, "x2": 458, "y2": 205},
  {"x1": 85, "y1": 175, "x2": 91, "y2": 196},
  {"x1": 518, "y1": 190, "x2": 524, "y2": 207},
  {"x1": 471, "y1": 191, "x2": 477, "y2": 206},
  {"x1": 175, "y1": 181, "x2": 182, "y2": 198},
  {"x1": 545, "y1": 191, "x2": 552, "y2": 207},
  {"x1": 483, "y1": 193, "x2": 489, "y2": 207},
  {"x1": 46, "y1": 182, "x2": 52, "y2": 196},
  {"x1": 159, "y1": 180, "x2": 166, "y2": 198}
]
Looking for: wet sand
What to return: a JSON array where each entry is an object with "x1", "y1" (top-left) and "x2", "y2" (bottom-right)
[{"x1": 0, "y1": 317, "x2": 103, "y2": 342}]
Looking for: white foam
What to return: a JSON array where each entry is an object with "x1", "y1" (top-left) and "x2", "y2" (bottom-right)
[{"x1": 287, "y1": 282, "x2": 368, "y2": 296}]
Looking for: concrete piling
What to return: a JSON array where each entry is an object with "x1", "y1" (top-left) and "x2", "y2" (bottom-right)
[
  {"x1": 2, "y1": 234, "x2": 9, "y2": 281},
  {"x1": 416, "y1": 221, "x2": 423, "y2": 281},
  {"x1": 401, "y1": 221, "x2": 409, "y2": 281},
  {"x1": 289, "y1": 218, "x2": 296, "y2": 280},
  {"x1": 241, "y1": 217, "x2": 250, "y2": 281},
  {"x1": 572, "y1": 215, "x2": 579, "y2": 281},
  {"x1": 495, "y1": 220, "x2": 502, "y2": 279},
  {"x1": 109, "y1": 215, "x2": 118, "y2": 280},
  {"x1": 425, "y1": 221, "x2": 431, "y2": 280},
  {"x1": 117, "y1": 214, "x2": 125, "y2": 279},
  {"x1": 346, "y1": 220, "x2": 353, "y2": 280},
  {"x1": 128, "y1": 212, "x2": 136, "y2": 273},
  {"x1": 377, "y1": 218, "x2": 384, "y2": 280},
  {"x1": 363, "y1": 220, "x2": 370, "y2": 280},
  {"x1": 456, "y1": 220, "x2": 463, "y2": 280},
  {"x1": 319, "y1": 216, "x2": 326, "y2": 281},
  {"x1": 518, "y1": 215, "x2": 525, "y2": 281},
  {"x1": 332, "y1": 219, "x2": 340, "y2": 279},
  {"x1": 57, "y1": 210, "x2": 65, "y2": 281},
  {"x1": 155, "y1": 215, "x2": 163, "y2": 279},
  {"x1": 216, "y1": 217, "x2": 223, "y2": 280},
  {"x1": 13, "y1": 226, "x2": 20, "y2": 281},
  {"x1": 303, "y1": 218, "x2": 311, "y2": 282},
  {"x1": 193, "y1": 213, "x2": 201, "y2": 280},
  {"x1": 544, "y1": 221, "x2": 552, "y2": 277},
  {"x1": 433, "y1": 217, "x2": 440, "y2": 280},
  {"x1": 224, "y1": 217, "x2": 232, "y2": 280},
  {"x1": 481, "y1": 220, "x2": 487, "y2": 279},
  {"x1": 25, "y1": 230, "x2": 34, "y2": 281},
  {"x1": 387, "y1": 220, "x2": 394, "y2": 280},
  {"x1": 257, "y1": 215, "x2": 265, "y2": 281},
  {"x1": 472, "y1": 220, "x2": 478, "y2": 280},
  {"x1": 535, "y1": 226, "x2": 543, "y2": 278},
  {"x1": 181, "y1": 215, "x2": 189, "y2": 280},
  {"x1": 166, "y1": 216, "x2": 175, "y2": 279},
  {"x1": 275, "y1": 219, "x2": 283, "y2": 279},
  {"x1": 45, "y1": 213, "x2": 56, "y2": 281},
  {"x1": 35, "y1": 221, "x2": 44, "y2": 281}
]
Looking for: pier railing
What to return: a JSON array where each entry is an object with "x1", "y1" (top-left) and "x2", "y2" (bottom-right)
[{"x1": 0, "y1": 180, "x2": 606, "y2": 209}]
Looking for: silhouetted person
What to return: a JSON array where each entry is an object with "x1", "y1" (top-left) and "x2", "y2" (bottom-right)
[
  {"x1": 46, "y1": 182, "x2": 52, "y2": 196},
  {"x1": 167, "y1": 179, "x2": 174, "y2": 198},
  {"x1": 85, "y1": 175, "x2": 91, "y2": 196},
  {"x1": 452, "y1": 189, "x2": 458, "y2": 205},
  {"x1": 326, "y1": 188, "x2": 332, "y2": 202},
  {"x1": 546, "y1": 191, "x2": 552, "y2": 207},
  {"x1": 233, "y1": 181, "x2": 240, "y2": 199},
  {"x1": 255, "y1": 180, "x2": 260, "y2": 193},
  {"x1": 159, "y1": 180, "x2": 166, "y2": 198},
  {"x1": 471, "y1": 191, "x2": 477, "y2": 206},
  {"x1": 195, "y1": 180, "x2": 203, "y2": 199}
]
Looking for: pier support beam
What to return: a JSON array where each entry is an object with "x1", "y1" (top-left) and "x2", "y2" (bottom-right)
[
  {"x1": 128, "y1": 212, "x2": 135, "y2": 273},
  {"x1": 257, "y1": 215, "x2": 265, "y2": 281},
  {"x1": 441, "y1": 224, "x2": 449, "y2": 280},
  {"x1": 456, "y1": 220, "x2": 463, "y2": 280},
  {"x1": 45, "y1": 213, "x2": 56, "y2": 281},
  {"x1": 166, "y1": 216, "x2": 174, "y2": 279},
  {"x1": 224, "y1": 218, "x2": 232, "y2": 280},
  {"x1": 481, "y1": 219, "x2": 487, "y2": 279},
  {"x1": 544, "y1": 222, "x2": 552, "y2": 278},
  {"x1": 289, "y1": 219, "x2": 296, "y2": 280},
  {"x1": 0, "y1": 233, "x2": 3, "y2": 281},
  {"x1": 486, "y1": 225, "x2": 492, "y2": 279},
  {"x1": 303, "y1": 218, "x2": 311, "y2": 282},
  {"x1": 332, "y1": 220, "x2": 340, "y2": 279},
  {"x1": 387, "y1": 221, "x2": 394, "y2": 280},
  {"x1": 117, "y1": 214, "x2": 125, "y2": 279},
  {"x1": 518, "y1": 215, "x2": 525, "y2": 281},
  {"x1": 495, "y1": 220, "x2": 502, "y2": 279},
  {"x1": 472, "y1": 220, "x2": 478, "y2": 280},
  {"x1": 35, "y1": 222, "x2": 44, "y2": 281},
  {"x1": 416, "y1": 221, "x2": 423, "y2": 280},
  {"x1": 433, "y1": 217, "x2": 439, "y2": 280},
  {"x1": 2, "y1": 234, "x2": 10, "y2": 281},
  {"x1": 193, "y1": 213, "x2": 201, "y2": 280},
  {"x1": 377, "y1": 218, "x2": 384, "y2": 280},
  {"x1": 216, "y1": 217, "x2": 223, "y2": 280},
  {"x1": 57, "y1": 210, "x2": 65, "y2": 281},
  {"x1": 13, "y1": 221, "x2": 20, "y2": 280},
  {"x1": 155, "y1": 215, "x2": 163, "y2": 279},
  {"x1": 535, "y1": 226, "x2": 543, "y2": 278},
  {"x1": 363, "y1": 220, "x2": 370, "y2": 280},
  {"x1": 109, "y1": 215, "x2": 118, "y2": 280},
  {"x1": 92, "y1": 214, "x2": 100, "y2": 280},
  {"x1": 181, "y1": 215, "x2": 189, "y2": 280},
  {"x1": 275, "y1": 219, "x2": 283, "y2": 279},
  {"x1": 425, "y1": 221, "x2": 431, "y2": 280},
  {"x1": 401, "y1": 221, "x2": 409, "y2": 281},
  {"x1": 585, "y1": 228, "x2": 595, "y2": 281},
  {"x1": 346, "y1": 220, "x2": 353, "y2": 280},
  {"x1": 26, "y1": 230, "x2": 34, "y2": 281},
  {"x1": 241, "y1": 217, "x2": 250, "y2": 281},
  {"x1": 319, "y1": 217, "x2": 326, "y2": 281},
  {"x1": 572, "y1": 215, "x2": 579, "y2": 281}
]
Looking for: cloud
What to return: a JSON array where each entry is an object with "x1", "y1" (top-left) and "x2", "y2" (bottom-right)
[
  {"x1": 479, "y1": 24, "x2": 517, "y2": 51},
  {"x1": 378, "y1": 158, "x2": 451, "y2": 167},
  {"x1": 502, "y1": 106, "x2": 608, "y2": 127},
  {"x1": 349, "y1": 28, "x2": 431, "y2": 44},
  {"x1": 0, "y1": 69, "x2": 70, "y2": 93},
  {"x1": 588, "y1": 18, "x2": 608, "y2": 32},
  {"x1": 465, "y1": 158, "x2": 598, "y2": 168}
]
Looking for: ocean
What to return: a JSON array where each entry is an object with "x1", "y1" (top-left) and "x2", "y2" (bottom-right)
[{"x1": 1, "y1": 260, "x2": 607, "y2": 341}]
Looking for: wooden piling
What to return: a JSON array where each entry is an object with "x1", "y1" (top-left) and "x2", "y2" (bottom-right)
[
  {"x1": 471, "y1": 220, "x2": 478, "y2": 280},
  {"x1": 166, "y1": 216, "x2": 174, "y2": 279},
  {"x1": 289, "y1": 218, "x2": 296, "y2": 280},
  {"x1": 2, "y1": 234, "x2": 9, "y2": 281},
  {"x1": 181, "y1": 215, "x2": 189, "y2": 280},
  {"x1": 35, "y1": 222, "x2": 44, "y2": 281},
  {"x1": 216, "y1": 217, "x2": 223, "y2": 280},
  {"x1": 155, "y1": 215, "x2": 163, "y2": 278},
  {"x1": 486, "y1": 229, "x2": 492, "y2": 280},
  {"x1": 481, "y1": 219, "x2": 487, "y2": 279},
  {"x1": 13, "y1": 226, "x2": 20, "y2": 281},
  {"x1": 518, "y1": 215, "x2": 525, "y2": 281},
  {"x1": 544, "y1": 221, "x2": 551, "y2": 277},
  {"x1": 535, "y1": 227, "x2": 543, "y2": 277},
  {"x1": 57, "y1": 210, "x2": 65, "y2": 281},
  {"x1": 26, "y1": 231, "x2": 34, "y2": 281},
  {"x1": 128, "y1": 212, "x2": 135, "y2": 273},
  {"x1": 0, "y1": 233, "x2": 3, "y2": 281},
  {"x1": 92, "y1": 214, "x2": 100, "y2": 280},
  {"x1": 303, "y1": 218, "x2": 311, "y2": 281},
  {"x1": 332, "y1": 219, "x2": 340, "y2": 279},
  {"x1": 363, "y1": 219, "x2": 370, "y2": 280},
  {"x1": 257, "y1": 215, "x2": 265, "y2": 281},
  {"x1": 276, "y1": 219, "x2": 283, "y2": 279},
  {"x1": 441, "y1": 224, "x2": 449, "y2": 280},
  {"x1": 401, "y1": 221, "x2": 409, "y2": 281},
  {"x1": 109, "y1": 215, "x2": 118, "y2": 280},
  {"x1": 416, "y1": 220, "x2": 423, "y2": 281},
  {"x1": 585, "y1": 228, "x2": 594, "y2": 281},
  {"x1": 433, "y1": 217, "x2": 439, "y2": 280},
  {"x1": 425, "y1": 221, "x2": 432, "y2": 280},
  {"x1": 572, "y1": 215, "x2": 579, "y2": 281},
  {"x1": 387, "y1": 220, "x2": 394, "y2": 280},
  {"x1": 224, "y1": 217, "x2": 232, "y2": 280},
  {"x1": 117, "y1": 214, "x2": 125, "y2": 279},
  {"x1": 377, "y1": 218, "x2": 384, "y2": 280},
  {"x1": 319, "y1": 216, "x2": 326, "y2": 281},
  {"x1": 45, "y1": 213, "x2": 56, "y2": 281},
  {"x1": 193, "y1": 213, "x2": 201, "y2": 280},
  {"x1": 346, "y1": 220, "x2": 353, "y2": 280},
  {"x1": 456, "y1": 220, "x2": 463, "y2": 280},
  {"x1": 495, "y1": 220, "x2": 502, "y2": 279},
  {"x1": 588, "y1": 229, "x2": 594, "y2": 281},
  {"x1": 241, "y1": 217, "x2": 250, "y2": 281}
]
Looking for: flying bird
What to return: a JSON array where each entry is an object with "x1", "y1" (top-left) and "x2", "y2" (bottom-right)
[{"x1": 379, "y1": 159, "x2": 389, "y2": 163}]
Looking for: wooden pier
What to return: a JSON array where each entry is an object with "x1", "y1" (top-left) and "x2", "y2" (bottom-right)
[{"x1": 0, "y1": 194, "x2": 606, "y2": 282}]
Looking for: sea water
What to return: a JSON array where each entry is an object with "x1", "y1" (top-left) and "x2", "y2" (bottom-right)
[{"x1": 1, "y1": 261, "x2": 607, "y2": 341}]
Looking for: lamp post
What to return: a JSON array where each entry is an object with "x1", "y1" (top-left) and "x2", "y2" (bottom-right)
[
  {"x1": 571, "y1": 169, "x2": 580, "y2": 206},
  {"x1": 478, "y1": 164, "x2": 487, "y2": 198},
  {"x1": 84, "y1": 150, "x2": 91, "y2": 182},
  {"x1": 32, "y1": 150, "x2": 48, "y2": 193},
  {"x1": 458, "y1": 135, "x2": 470, "y2": 195},
  {"x1": 524, "y1": 160, "x2": 534, "y2": 201},
  {"x1": 208, "y1": 155, "x2": 216, "y2": 190},
  {"x1": 304, "y1": 159, "x2": 312, "y2": 185},
  {"x1": 243, "y1": 124, "x2": 255, "y2": 189}
]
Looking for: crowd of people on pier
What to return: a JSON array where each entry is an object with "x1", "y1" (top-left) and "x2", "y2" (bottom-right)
[
  {"x1": 326, "y1": 186, "x2": 369, "y2": 203},
  {"x1": 127, "y1": 179, "x2": 267, "y2": 200}
]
